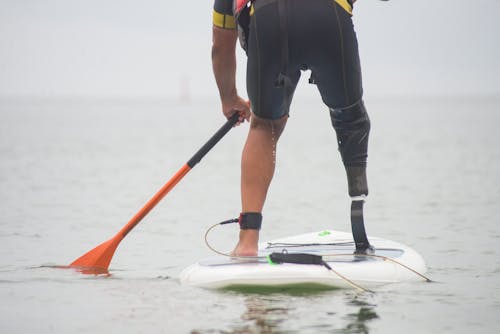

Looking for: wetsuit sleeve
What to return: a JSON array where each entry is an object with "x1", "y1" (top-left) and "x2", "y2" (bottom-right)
[
  {"x1": 213, "y1": 0, "x2": 236, "y2": 29},
  {"x1": 336, "y1": 0, "x2": 353, "y2": 15}
]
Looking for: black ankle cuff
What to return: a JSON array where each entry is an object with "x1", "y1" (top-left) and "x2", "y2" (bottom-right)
[{"x1": 239, "y1": 212, "x2": 262, "y2": 230}]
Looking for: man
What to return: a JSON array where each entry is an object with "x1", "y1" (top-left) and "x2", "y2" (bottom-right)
[{"x1": 212, "y1": 0, "x2": 372, "y2": 256}]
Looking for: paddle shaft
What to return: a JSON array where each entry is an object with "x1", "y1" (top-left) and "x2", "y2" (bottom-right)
[{"x1": 118, "y1": 113, "x2": 239, "y2": 239}]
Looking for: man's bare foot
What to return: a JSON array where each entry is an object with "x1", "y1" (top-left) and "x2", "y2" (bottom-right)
[{"x1": 231, "y1": 230, "x2": 259, "y2": 257}]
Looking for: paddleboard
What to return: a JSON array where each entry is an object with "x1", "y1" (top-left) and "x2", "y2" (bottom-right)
[{"x1": 180, "y1": 230, "x2": 427, "y2": 289}]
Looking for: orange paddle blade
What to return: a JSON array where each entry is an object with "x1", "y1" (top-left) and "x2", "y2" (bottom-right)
[
  {"x1": 68, "y1": 114, "x2": 239, "y2": 273},
  {"x1": 70, "y1": 236, "x2": 121, "y2": 270},
  {"x1": 69, "y1": 164, "x2": 191, "y2": 271}
]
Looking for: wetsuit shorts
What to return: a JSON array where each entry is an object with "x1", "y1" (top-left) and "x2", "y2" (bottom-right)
[
  {"x1": 213, "y1": 0, "x2": 363, "y2": 120},
  {"x1": 247, "y1": 0, "x2": 363, "y2": 119}
]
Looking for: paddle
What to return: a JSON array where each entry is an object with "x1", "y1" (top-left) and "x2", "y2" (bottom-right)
[{"x1": 70, "y1": 113, "x2": 241, "y2": 272}]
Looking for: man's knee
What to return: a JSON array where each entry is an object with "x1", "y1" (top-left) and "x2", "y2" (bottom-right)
[
  {"x1": 250, "y1": 113, "x2": 288, "y2": 138},
  {"x1": 329, "y1": 100, "x2": 370, "y2": 197},
  {"x1": 329, "y1": 99, "x2": 370, "y2": 167}
]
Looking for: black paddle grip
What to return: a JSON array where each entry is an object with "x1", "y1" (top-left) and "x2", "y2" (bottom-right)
[
  {"x1": 269, "y1": 252, "x2": 324, "y2": 266},
  {"x1": 187, "y1": 113, "x2": 240, "y2": 168}
]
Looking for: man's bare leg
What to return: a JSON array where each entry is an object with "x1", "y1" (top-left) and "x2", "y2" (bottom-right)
[{"x1": 232, "y1": 114, "x2": 288, "y2": 256}]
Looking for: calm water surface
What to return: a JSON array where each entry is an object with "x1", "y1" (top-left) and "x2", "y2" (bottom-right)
[{"x1": 0, "y1": 96, "x2": 499, "y2": 333}]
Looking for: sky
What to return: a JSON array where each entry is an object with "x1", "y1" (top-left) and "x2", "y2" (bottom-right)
[{"x1": 0, "y1": 0, "x2": 499, "y2": 99}]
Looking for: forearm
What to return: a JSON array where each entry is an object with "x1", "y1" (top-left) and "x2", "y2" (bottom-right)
[{"x1": 212, "y1": 26, "x2": 238, "y2": 100}]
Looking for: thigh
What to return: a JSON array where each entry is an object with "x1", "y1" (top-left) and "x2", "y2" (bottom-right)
[
  {"x1": 289, "y1": 0, "x2": 363, "y2": 109},
  {"x1": 246, "y1": 1, "x2": 301, "y2": 120}
]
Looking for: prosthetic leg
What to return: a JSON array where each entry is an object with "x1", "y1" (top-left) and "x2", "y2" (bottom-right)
[{"x1": 330, "y1": 100, "x2": 373, "y2": 253}]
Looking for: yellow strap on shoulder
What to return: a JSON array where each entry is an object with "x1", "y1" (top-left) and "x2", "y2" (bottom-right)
[
  {"x1": 213, "y1": 10, "x2": 236, "y2": 29},
  {"x1": 334, "y1": 0, "x2": 353, "y2": 15}
]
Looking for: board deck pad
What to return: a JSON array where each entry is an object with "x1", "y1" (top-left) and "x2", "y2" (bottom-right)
[{"x1": 180, "y1": 230, "x2": 427, "y2": 289}]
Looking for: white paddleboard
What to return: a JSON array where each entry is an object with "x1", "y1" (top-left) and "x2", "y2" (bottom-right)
[{"x1": 180, "y1": 230, "x2": 427, "y2": 289}]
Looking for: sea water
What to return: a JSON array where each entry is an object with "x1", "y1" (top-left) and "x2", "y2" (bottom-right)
[{"x1": 0, "y1": 95, "x2": 499, "y2": 333}]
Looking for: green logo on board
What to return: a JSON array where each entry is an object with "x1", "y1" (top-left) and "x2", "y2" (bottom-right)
[{"x1": 318, "y1": 231, "x2": 331, "y2": 237}]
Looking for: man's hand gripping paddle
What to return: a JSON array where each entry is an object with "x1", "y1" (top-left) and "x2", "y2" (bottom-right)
[{"x1": 69, "y1": 113, "x2": 240, "y2": 273}]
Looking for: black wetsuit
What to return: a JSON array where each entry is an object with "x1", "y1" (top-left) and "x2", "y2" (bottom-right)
[{"x1": 213, "y1": 0, "x2": 363, "y2": 120}]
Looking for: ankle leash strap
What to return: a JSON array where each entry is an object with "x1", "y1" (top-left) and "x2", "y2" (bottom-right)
[{"x1": 239, "y1": 212, "x2": 262, "y2": 230}]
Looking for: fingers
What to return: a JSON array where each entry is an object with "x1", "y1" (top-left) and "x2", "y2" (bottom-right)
[
  {"x1": 223, "y1": 96, "x2": 252, "y2": 126},
  {"x1": 233, "y1": 111, "x2": 247, "y2": 126},
  {"x1": 243, "y1": 100, "x2": 251, "y2": 121}
]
